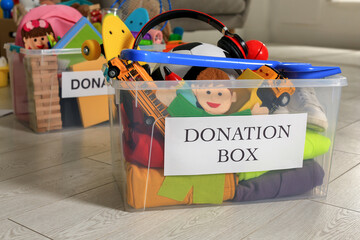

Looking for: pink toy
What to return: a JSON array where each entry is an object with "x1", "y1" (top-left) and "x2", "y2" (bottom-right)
[
  {"x1": 148, "y1": 29, "x2": 163, "y2": 44},
  {"x1": 15, "y1": 5, "x2": 82, "y2": 47}
]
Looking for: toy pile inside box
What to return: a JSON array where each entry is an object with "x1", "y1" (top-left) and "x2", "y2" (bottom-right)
[
  {"x1": 5, "y1": 4, "x2": 113, "y2": 132},
  {"x1": 82, "y1": 8, "x2": 348, "y2": 211}
]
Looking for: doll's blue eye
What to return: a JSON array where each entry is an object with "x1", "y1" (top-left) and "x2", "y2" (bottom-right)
[
  {"x1": 206, "y1": 91, "x2": 211, "y2": 94},
  {"x1": 218, "y1": 92, "x2": 222, "y2": 96}
]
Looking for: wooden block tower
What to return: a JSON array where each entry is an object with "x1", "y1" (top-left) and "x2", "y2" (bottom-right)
[{"x1": 25, "y1": 55, "x2": 62, "y2": 132}]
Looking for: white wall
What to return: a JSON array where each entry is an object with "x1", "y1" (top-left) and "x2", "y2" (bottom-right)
[{"x1": 244, "y1": 0, "x2": 360, "y2": 49}]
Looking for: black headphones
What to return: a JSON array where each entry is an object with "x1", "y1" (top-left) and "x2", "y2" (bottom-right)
[{"x1": 132, "y1": 9, "x2": 268, "y2": 60}]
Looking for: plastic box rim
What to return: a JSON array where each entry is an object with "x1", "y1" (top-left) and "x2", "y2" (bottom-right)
[
  {"x1": 4, "y1": 43, "x2": 81, "y2": 55},
  {"x1": 110, "y1": 75, "x2": 347, "y2": 90}
]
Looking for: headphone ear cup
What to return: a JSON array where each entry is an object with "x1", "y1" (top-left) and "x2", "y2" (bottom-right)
[{"x1": 217, "y1": 36, "x2": 245, "y2": 59}]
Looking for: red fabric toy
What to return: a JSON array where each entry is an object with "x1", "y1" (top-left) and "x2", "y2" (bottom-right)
[{"x1": 121, "y1": 99, "x2": 165, "y2": 168}]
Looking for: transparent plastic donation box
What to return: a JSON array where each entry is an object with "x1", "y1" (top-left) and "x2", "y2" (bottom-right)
[
  {"x1": 108, "y1": 68, "x2": 347, "y2": 211},
  {"x1": 5, "y1": 43, "x2": 112, "y2": 132}
]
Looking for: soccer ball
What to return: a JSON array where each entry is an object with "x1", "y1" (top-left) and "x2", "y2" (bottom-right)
[{"x1": 151, "y1": 42, "x2": 239, "y2": 80}]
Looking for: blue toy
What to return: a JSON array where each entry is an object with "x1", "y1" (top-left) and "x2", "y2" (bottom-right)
[
  {"x1": 1, "y1": 0, "x2": 14, "y2": 19},
  {"x1": 125, "y1": 8, "x2": 150, "y2": 32},
  {"x1": 110, "y1": 0, "x2": 171, "y2": 31},
  {"x1": 173, "y1": 27, "x2": 184, "y2": 37}
]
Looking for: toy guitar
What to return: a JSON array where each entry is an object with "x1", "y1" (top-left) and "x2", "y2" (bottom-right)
[{"x1": 107, "y1": 57, "x2": 168, "y2": 135}]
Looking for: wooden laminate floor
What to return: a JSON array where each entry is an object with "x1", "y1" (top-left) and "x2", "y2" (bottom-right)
[{"x1": 0, "y1": 44, "x2": 360, "y2": 239}]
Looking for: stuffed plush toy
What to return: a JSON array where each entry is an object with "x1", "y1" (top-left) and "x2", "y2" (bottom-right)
[
  {"x1": 13, "y1": 3, "x2": 27, "y2": 26},
  {"x1": 13, "y1": 0, "x2": 40, "y2": 26},
  {"x1": 70, "y1": 2, "x2": 89, "y2": 17},
  {"x1": 21, "y1": 19, "x2": 55, "y2": 49}
]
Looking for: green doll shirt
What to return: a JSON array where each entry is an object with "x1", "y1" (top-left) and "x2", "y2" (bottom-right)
[
  {"x1": 158, "y1": 93, "x2": 251, "y2": 204},
  {"x1": 158, "y1": 93, "x2": 332, "y2": 203}
]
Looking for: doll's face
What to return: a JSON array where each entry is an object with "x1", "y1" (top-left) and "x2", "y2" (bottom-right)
[
  {"x1": 192, "y1": 83, "x2": 237, "y2": 115},
  {"x1": 23, "y1": 33, "x2": 51, "y2": 49}
]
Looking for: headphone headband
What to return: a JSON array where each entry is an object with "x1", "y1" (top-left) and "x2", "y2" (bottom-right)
[{"x1": 133, "y1": 9, "x2": 230, "y2": 49}]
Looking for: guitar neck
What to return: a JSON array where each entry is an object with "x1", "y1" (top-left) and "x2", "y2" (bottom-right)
[{"x1": 117, "y1": 60, "x2": 168, "y2": 135}]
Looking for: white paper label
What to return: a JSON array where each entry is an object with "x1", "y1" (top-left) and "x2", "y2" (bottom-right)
[
  {"x1": 164, "y1": 113, "x2": 307, "y2": 176},
  {"x1": 62, "y1": 71, "x2": 114, "y2": 98}
]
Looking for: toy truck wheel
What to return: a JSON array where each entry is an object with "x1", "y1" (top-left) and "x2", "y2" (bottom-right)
[
  {"x1": 108, "y1": 66, "x2": 120, "y2": 78},
  {"x1": 81, "y1": 40, "x2": 101, "y2": 61},
  {"x1": 278, "y1": 92, "x2": 291, "y2": 106}
]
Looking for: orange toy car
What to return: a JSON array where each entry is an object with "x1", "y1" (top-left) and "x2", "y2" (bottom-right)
[{"x1": 256, "y1": 65, "x2": 295, "y2": 113}]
